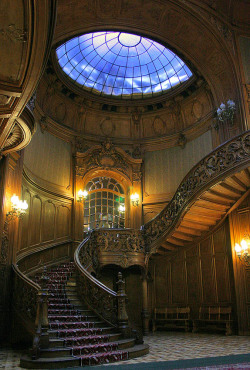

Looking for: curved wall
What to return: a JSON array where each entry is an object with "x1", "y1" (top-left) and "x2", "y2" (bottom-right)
[{"x1": 24, "y1": 125, "x2": 72, "y2": 190}]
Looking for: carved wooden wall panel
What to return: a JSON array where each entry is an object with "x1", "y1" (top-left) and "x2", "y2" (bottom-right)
[
  {"x1": 171, "y1": 254, "x2": 186, "y2": 305},
  {"x1": 186, "y1": 247, "x2": 201, "y2": 311},
  {"x1": 20, "y1": 172, "x2": 73, "y2": 255},
  {"x1": 18, "y1": 242, "x2": 73, "y2": 275},
  {"x1": 20, "y1": 190, "x2": 31, "y2": 250},
  {"x1": 29, "y1": 196, "x2": 42, "y2": 246},
  {"x1": 42, "y1": 201, "x2": 56, "y2": 242},
  {"x1": 149, "y1": 221, "x2": 234, "y2": 316},
  {"x1": 56, "y1": 205, "x2": 70, "y2": 239}
]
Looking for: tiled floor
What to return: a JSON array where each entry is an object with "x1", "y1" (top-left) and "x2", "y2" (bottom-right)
[
  {"x1": 0, "y1": 332, "x2": 250, "y2": 369},
  {"x1": 108, "y1": 332, "x2": 250, "y2": 366}
]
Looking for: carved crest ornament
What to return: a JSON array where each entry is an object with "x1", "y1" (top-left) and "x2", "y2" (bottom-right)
[{"x1": 75, "y1": 139, "x2": 142, "y2": 183}]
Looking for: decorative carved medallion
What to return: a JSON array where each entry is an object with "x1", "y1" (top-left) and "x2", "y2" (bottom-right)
[
  {"x1": 100, "y1": 117, "x2": 115, "y2": 136},
  {"x1": 153, "y1": 116, "x2": 166, "y2": 135},
  {"x1": 0, "y1": 24, "x2": 27, "y2": 42},
  {"x1": 192, "y1": 100, "x2": 204, "y2": 119},
  {"x1": 0, "y1": 94, "x2": 11, "y2": 106}
]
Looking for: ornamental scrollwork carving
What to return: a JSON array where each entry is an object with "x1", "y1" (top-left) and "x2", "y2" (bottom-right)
[
  {"x1": 1, "y1": 221, "x2": 8, "y2": 264},
  {"x1": 0, "y1": 24, "x2": 27, "y2": 42},
  {"x1": 95, "y1": 229, "x2": 145, "y2": 253},
  {"x1": 143, "y1": 131, "x2": 250, "y2": 246},
  {"x1": 76, "y1": 139, "x2": 130, "y2": 178},
  {"x1": 132, "y1": 170, "x2": 142, "y2": 183},
  {"x1": 12, "y1": 269, "x2": 38, "y2": 321}
]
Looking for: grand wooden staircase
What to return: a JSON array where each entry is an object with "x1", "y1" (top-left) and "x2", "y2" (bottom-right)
[{"x1": 12, "y1": 130, "x2": 250, "y2": 368}]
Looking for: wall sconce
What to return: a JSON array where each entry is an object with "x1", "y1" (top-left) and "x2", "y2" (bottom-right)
[
  {"x1": 119, "y1": 204, "x2": 125, "y2": 212},
  {"x1": 6, "y1": 194, "x2": 28, "y2": 221},
  {"x1": 131, "y1": 192, "x2": 139, "y2": 207},
  {"x1": 234, "y1": 234, "x2": 250, "y2": 267},
  {"x1": 77, "y1": 189, "x2": 88, "y2": 203}
]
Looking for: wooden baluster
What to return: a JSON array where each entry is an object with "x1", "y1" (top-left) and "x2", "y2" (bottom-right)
[
  {"x1": 116, "y1": 272, "x2": 130, "y2": 338},
  {"x1": 32, "y1": 267, "x2": 49, "y2": 359}
]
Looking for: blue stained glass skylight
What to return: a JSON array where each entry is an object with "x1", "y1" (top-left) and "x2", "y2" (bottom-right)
[{"x1": 56, "y1": 31, "x2": 193, "y2": 99}]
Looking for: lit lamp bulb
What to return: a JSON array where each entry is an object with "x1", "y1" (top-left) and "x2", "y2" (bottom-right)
[
  {"x1": 234, "y1": 243, "x2": 242, "y2": 256},
  {"x1": 20, "y1": 200, "x2": 28, "y2": 213},
  {"x1": 131, "y1": 192, "x2": 139, "y2": 206},
  {"x1": 11, "y1": 194, "x2": 19, "y2": 208},
  {"x1": 7, "y1": 194, "x2": 28, "y2": 220},
  {"x1": 119, "y1": 204, "x2": 125, "y2": 212},
  {"x1": 77, "y1": 189, "x2": 88, "y2": 202},
  {"x1": 240, "y1": 239, "x2": 248, "y2": 255}
]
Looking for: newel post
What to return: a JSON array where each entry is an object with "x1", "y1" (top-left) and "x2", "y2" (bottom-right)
[
  {"x1": 32, "y1": 267, "x2": 49, "y2": 359},
  {"x1": 116, "y1": 272, "x2": 130, "y2": 338}
]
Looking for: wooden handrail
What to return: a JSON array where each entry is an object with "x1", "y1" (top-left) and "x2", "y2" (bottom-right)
[
  {"x1": 74, "y1": 234, "x2": 117, "y2": 297},
  {"x1": 12, "y1": 264, "x2": 49, "y2": 359},
  {"x1": 74, "y1": 231, "x2": 131, "y2": 336},
  {"x1": 12, "y1": 263, "x2": 40, "y2": 320}
]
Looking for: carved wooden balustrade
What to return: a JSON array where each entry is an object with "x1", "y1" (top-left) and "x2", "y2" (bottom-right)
[
  {"x1": 12, "y1": 264, "x2": 49, "y2": 359},
  {"x1": 92, "y1": 228, "x2": 146, "y2": 269},
  {"x1": 143, "y1": 130, "x2": 250, "y2": 253},
  {"x1": 74, "y1": 231, "x2": 131, "y2": 337}
]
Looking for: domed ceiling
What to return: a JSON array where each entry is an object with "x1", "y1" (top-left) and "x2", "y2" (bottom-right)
[{"x1": 56, "y1": 31, "x2": 193, "y2": 100}]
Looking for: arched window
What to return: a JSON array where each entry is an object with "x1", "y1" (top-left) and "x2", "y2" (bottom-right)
[{"x1": 83, "y1": 177, "x2": 125, "y2": 231}]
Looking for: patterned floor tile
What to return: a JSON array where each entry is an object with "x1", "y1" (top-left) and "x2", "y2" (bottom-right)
[{"x1": 0, "y1": 332, "x2": 249, "y2": 369}]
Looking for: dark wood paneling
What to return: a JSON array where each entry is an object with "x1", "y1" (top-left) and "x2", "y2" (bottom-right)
[{"x1": 150, "y1": 221, "x2": 235, "y2": 322}]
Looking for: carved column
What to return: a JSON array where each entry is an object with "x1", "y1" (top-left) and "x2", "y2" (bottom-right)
[
  {"x1": 116, "y1": 272, "x2": 130, "y2": 338},
  {"x1": 141, "y1": 271, "x2": 150, "y2": 335}
]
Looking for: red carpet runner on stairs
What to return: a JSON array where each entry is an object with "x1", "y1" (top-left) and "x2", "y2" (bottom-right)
[{"x1": 33, "y1": 262, "x2": 129, "y2": 366}]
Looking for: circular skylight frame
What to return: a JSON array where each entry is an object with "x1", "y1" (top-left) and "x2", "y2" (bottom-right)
[{"x1": 55, "y1": 31, "x2": 194, "y2": 100}]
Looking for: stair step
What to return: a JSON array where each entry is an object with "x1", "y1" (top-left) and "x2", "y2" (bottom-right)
[
  {"x1": 20, "y1": 355, "x2": 80, "y2": 369},
  {"x1": 21, "y1": 261, "x2": 147, "y2": 368},
  {"x1": 49, "y1": 326, "x2": 115, "y2": 338}
]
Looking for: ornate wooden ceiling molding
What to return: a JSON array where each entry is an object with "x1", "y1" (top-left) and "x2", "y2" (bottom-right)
[
  {"x1": 1, "y1": 107, "x2": 35, "y2": 157},
  {"x1": 75, "y1": 139, "x2": 142, "y2": 186},
  {"x1": 34, "y1": 79, "x2": 214, "y2": 152},
  {"x1": 0, "y1": 0, "x2": 57, "y2": 156}
]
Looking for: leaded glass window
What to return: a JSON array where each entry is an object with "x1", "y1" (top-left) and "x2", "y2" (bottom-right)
[
  {"x1": 56, "y1": 31, "x2": 193, "y2": 99},
  {"x1": 83, "y1": 177, "x2": 125, "y2": 231}
]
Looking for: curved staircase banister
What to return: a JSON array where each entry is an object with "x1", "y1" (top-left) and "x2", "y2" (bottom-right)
[
  {"x1": 74, "y1": 234, "x2": 118, "y2": 297},
  {"x1": 12, "y1": 263, "x2": 40, "y2": 322},
  {"x1": 74, "y1": 233, "x2": 119, "y2": 327},
  {"x1": 143, "y1": 130, "x2": 250, "y2": 250},
  {"x1": 12, "y1": 263, "x2": 50, "y2": 359}
]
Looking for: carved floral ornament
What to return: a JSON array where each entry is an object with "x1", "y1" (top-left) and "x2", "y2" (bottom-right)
[
  {"x1": 143, "y1": 131, "x2": 250, "y2": 247},
  {"x1": 75, "y1": 139, "x2": 142, "y2": 184}
]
